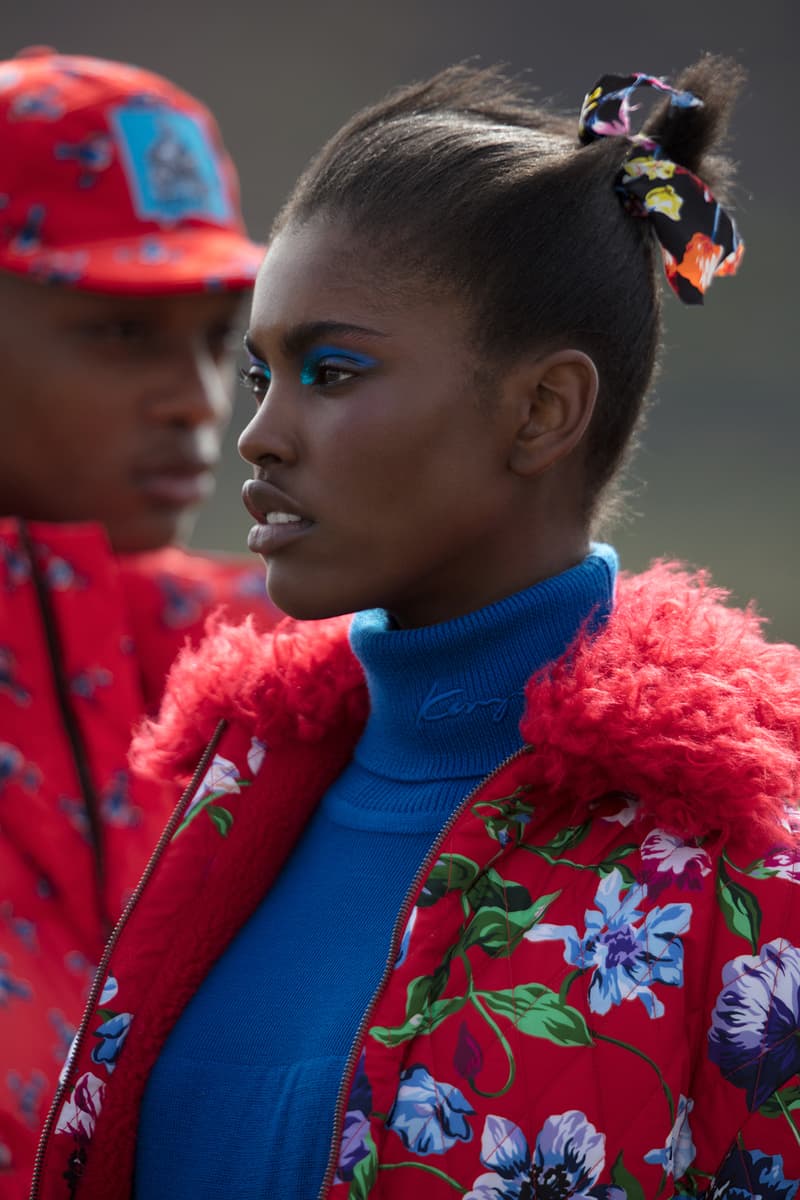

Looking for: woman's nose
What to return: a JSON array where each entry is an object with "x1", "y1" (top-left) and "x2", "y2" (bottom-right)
[{"x1": 237, "y1": 383, "x2": 298, "y2": 468}]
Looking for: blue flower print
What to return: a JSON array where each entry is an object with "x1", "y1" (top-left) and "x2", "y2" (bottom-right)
[
  {"x1": 49, "y1": 1010, "x2": 77, "y2": 1066},
  {"x1": 70, "y1": 667, "x2": 112, "y2": 702},
  {"x1": 706, "y1": 1145, "x2": 799, "y2": 1200},
  {"x1": 465, "y1": 1110, "x2": 621, "y2": 1200},
  {"x1": 644, "y1": 1094, "x2": 695, "y2": 1178},
  {"x1": 394, "y1": 905, "x2": 418, "y2": 970},
  {"x1": 101, "y1": 770, "x2": 141, "y2": 828},
  {"x1": 158, "y1": 575, "x2": 210, "y2": 629},
  {"x1": 708, "y1": 939, "x2": 800, "y2": 1111},
  {"x1": 8, "y1": 1069, "x2": 46, "y2": 1129},
  {"x1": 90, "y1": 1012, "x2": 132, "y2": 1074},
  {"x1": 525, "y1": 869, "x2": 692, "y2": 1019},
  {"x1": 43, "y1": 553, "x2": 86, "y2": 592},
  {"x1": 99, "y1": 974, "x2": 118, "y2": 1006},
  {"x1": 0, "y1": 742, "x2": 40, "y2": 795},
  {"x1": 0, "y1": 537, "x2": 32, "y2": 588},
  {"x1": 334, "y1": 1051, "x2": 373, "y2": 1184},
  {"x1": 0, "y1": 954, "x2": 32, "y2": 1006},
  {"x1": 0, "y1": 645, "x2": 31, "y2": 706},
  {"x1": 387, "y1": 1064, "x2": 475, "y2": 1156}
]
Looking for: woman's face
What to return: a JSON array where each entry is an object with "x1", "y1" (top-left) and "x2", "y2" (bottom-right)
[{"x1": 239, "y1": 219, "x2": 531, "y2": 627}]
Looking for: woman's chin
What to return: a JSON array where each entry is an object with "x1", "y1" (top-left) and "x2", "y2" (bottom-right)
[{"x1": 265, "y1": 575, "x2": 355, "y2": 624}]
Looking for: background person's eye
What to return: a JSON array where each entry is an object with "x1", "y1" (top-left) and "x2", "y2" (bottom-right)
[
  {"x1": 206, "y1": 322, "x2": 242, "y2": 360},
  {"x1": 82, "y1": 318, "x2": 154, "y2": 343}
]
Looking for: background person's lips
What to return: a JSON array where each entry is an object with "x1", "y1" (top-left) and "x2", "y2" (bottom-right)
[{"x1": 135, "y1": 467, "x2": 216, "y2": 507}]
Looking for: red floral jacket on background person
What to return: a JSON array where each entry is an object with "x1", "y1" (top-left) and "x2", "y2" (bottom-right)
[
  {"x1": 30, "y1": 565, "x2": 800, "y2": 1200},
  {"x1": 0, "y1": 519, "x2": 279, "y2": 1200}
]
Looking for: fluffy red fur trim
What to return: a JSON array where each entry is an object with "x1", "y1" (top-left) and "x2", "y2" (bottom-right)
[
  {"x1": 131, "y1": 613, "x2": 367, "y2": 784},
  {"x1": 520, "y1": 563, "x2": 800, "y2": 840},
  {"x1": 133, "y1": 564, "x2": 800, "y2": 839}
]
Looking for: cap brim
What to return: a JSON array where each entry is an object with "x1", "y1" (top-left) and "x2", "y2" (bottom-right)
[{"x1": 0, "y1": 227, "x2": 265, "y2": 294}]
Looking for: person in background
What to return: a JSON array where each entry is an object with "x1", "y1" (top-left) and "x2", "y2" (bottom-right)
[
  {"x1": 0, "y1": 47, "x2": 280, "y2": 1195},
  {"x1": 33, "y1": 57, "x2": 800, "y2": 1200}
]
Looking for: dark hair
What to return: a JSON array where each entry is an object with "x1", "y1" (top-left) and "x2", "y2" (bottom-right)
[{"x1": 275, "y1": 56, "x2": 745, "y2": 525}]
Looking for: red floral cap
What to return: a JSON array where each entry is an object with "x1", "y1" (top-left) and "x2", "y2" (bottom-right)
[{"x1": 0, "y1": 47, "x2": 264, "y2": 293}]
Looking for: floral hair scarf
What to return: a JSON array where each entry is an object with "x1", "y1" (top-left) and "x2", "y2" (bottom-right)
[{"x1": 579, "y1": 72, "x2": 744, "y2": 304}]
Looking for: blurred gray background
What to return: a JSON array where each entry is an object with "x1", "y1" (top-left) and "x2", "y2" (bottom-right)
[{"x1": 6, "y1": 1, "x2": 797, "y2": 640}]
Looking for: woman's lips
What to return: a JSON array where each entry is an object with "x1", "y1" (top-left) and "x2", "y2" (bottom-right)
[
  {"x1": 135, "y1": 468, "x2": 216, "y2": 507},
  {"x1": 241, "y1": 479, "x2": 313, "y2": 556},
  {"x1": 246, "y1": 513, "x2": 314, "y2": 555}
]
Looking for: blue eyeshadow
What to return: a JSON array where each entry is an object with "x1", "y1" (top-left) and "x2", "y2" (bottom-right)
[{"x1": 300, "y1": 345, "x2": 378, "y2": 385}]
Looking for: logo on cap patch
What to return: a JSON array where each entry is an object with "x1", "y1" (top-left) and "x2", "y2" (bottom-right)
[{"x1": 110, "y1": 102, "x2": 232, "y2": 226}]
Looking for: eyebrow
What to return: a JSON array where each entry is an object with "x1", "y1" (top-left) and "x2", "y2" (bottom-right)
[{"x1": 244, "y1": 321, "x2": 387, "y2": 362}]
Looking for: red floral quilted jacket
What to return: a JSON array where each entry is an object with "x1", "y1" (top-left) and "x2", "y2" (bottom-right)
[
  {"x1": 0, "y1": 519, "x2": 279, "y2": 1200},
  {"x1": 30, "y1": 566, "x2": 800, "y2": 1200}
]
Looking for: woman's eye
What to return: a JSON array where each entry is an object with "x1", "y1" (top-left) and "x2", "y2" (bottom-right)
[
  {"x1": 301, "y1": 360, "x2": 359, "y2": 388},
  {"x1": 317, "y1": 364, "x2": 356, "y2": 387},
  {"x1": 238, "y1": 364, "x2": 271, "y2": 400}
]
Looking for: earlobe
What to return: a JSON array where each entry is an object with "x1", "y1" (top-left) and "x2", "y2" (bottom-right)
[{"x1": 507, "y1": 349, "x2": 598, "y2": 477}]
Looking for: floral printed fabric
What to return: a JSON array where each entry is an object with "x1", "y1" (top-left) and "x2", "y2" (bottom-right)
[
  {"x1": 579, "y1": 71, "x2": 744, "y2": 303},
  {"x1": 328, "y1": 788, "x2": 800, "y2": 1199}
]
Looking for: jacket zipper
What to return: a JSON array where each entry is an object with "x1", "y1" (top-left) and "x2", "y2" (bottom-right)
[
  {"x1": 316, "y1": 744, "x2": 533, "y2": 1199},
  {"x1": 19, "y1": 521, "x2": 111, "y2": 939},
  {"x1": 28, "y1": 718, "x2": 227, "y2": 1200}
]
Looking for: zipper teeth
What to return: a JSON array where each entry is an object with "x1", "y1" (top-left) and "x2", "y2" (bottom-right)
[
  {"x1": 28, "y1": 719, "x2": 227, "y2": 1200},
  {"x1": 316, "y1": 744, "x2": 532, "y2": 1199}
]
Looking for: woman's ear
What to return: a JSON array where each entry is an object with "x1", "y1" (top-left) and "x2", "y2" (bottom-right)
[{"x1": 506, "y1": 349, "x2": 598, "y2": 477}]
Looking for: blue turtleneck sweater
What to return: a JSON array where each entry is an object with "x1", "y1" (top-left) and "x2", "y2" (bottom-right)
[{"x1": 135, "y1": 546, "x2": 617, "y2": 1199}]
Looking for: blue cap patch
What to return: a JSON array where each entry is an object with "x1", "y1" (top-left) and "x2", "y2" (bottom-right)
[{"x1": 110, "y1": 102, "x2": 233, "y2": 226}]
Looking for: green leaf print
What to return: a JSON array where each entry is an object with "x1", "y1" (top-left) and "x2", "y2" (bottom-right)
[
  {"x1": 370, "y1": 995, "x2": 466, "y2": 1048},
  {"x1": 463, "y1": 875, "x2": 560, "y2": 958},
  {"x1": 611, "y1": 1151, "x2": 646, "y2": 1200},
  {"x1": 540, "y1": 821, "x2": 593, "y2": 854},
  {"x1": 759, "y1": 1084, "x2": 800, "y2": 1118},
  {"x1": 480, "y1": 983, "x2": 592, "y2": 1047},
  {"x1": 173, "y1": 781, "x2": 250, "y2": 839},
  {"x1": 404, "y1": 973, "x2": 434, "y2": 1021},
  {"x1": 472, "y1": 786, "x2": 536, "y2": 847},
  {"x1": 207, "y1": 805, "x2": 234, "y2": 836},
  {"x1": 349, "y1": 1131, "x2": 378, "y2": 1200},
  {"x1": 418, "y1": 854, "x2": 481, "y2": 907},
  {"x1": 428, "y1": 944, "x2": 460, "y2": 1004},
  {"x1": 716, "y1": 858, "x2": 762, "y2": 952}
]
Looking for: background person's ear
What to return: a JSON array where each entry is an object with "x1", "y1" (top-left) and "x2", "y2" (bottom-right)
[{"x1": 506, "y1": 349, "x2": 598, "y2": 477}]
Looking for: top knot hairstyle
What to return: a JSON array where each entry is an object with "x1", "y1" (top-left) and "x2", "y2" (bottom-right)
[{"x1": 275, "y1": 55, "x2": 745, "y2": 524}]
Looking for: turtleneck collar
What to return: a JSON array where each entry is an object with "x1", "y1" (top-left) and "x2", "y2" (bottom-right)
[{"x1": 348, "y1": 544, "x2": 618, "y2": 782}]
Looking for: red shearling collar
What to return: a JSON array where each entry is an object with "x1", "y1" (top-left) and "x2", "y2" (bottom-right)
[{"x1": 133, "y1": 563, "x2": 800, "y2": 843}]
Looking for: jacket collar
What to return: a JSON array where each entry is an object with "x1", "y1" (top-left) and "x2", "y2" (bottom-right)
[{"x1": 133, "y1": 564, "x2": 800, "y2": 842}]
